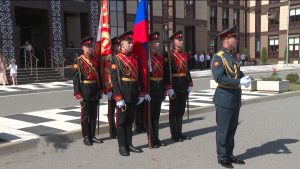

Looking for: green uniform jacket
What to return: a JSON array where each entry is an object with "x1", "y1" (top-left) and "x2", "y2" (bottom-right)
[{"x1": 211, "y1": 47, "x2": 245, "y2": 108}]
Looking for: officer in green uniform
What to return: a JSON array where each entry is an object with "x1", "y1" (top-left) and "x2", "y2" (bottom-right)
[{"x1": 211, "y1": 26, "x2": 251, "y2": 168}]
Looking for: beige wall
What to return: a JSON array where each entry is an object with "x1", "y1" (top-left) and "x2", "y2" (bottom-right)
[
  {"x1": 261, "y1": 14, "x2": 268, "y2": 32},
  {"x1": 261, "y1": 0, "x2": 269, "y2": 5},
  {"x1": 240, "y1": 10, "x2": 245, "y2": 33},
  {"x1": 153, "y1": 1, "x2": 162, "y2": 17},
  {"x1": 195, "y1": 26, "x2": 208, "y2": 52},
  {"x1": 175, "y1": 1, "x2": 184, "y2": 18},
  {"x1": 229, "y1": 8, "x2": 234, "y2": 28},
  {"x1": 279, "y1": 5, "x2": 288, "y2": 30},
  {"x1": 207, "y1": 6, "x2": 210, "y2": 30},
  {"x1": 217, "y1": 7, "x2": 222, "y2": 31},
  {"x1": 249, "y1": 0, "x2": 256, "y2": 7},
  {"x1": 279, "y1": 34, "x2": 287, "y2": 59},
  {"x1": 126, "y1": 1, "x2": 137, "y2": 14},
  {"x1": 261, "y1": 35, "x2": 268, "y2": 57},
  {"x1": 249, "y1": 12, "x2": 255, "y2": 33},
  {"x1": 195, "y1": 1, "x2": 207, "y2": 20},
  {"x1": 249, "y1": 36, "x2": 256, "y2": 58}
]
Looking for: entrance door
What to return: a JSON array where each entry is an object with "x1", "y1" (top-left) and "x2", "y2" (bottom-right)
[
  {"x1": 15, "y1": 7, "x2": 50, "y2": 68},
  {"x1": 184, "y1": 26, "x2": 195, "y2": 53}
]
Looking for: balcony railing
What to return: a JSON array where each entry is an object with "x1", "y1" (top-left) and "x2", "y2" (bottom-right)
[
  {"x1": 289, "y1": 22, "x2": 300, "y2": 30},
  {"x1": 268, "y1": 24, "x2": 279, "y2": 32},
  {"x1": 269, "y1": 51, "x2": 279, "y2": 58},
  {"x1": 290, "y1": 51, "x2": 299, "y2": 58}
]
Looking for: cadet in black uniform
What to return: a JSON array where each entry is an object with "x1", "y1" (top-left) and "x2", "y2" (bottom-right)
[
  {"x1": 105, "y1": 36, "x2": 120, "y2": 139},
  {"x1": 165, "y1": 31, "x2": 193, "y2": 142},
  {"x1": 148, "y1": 31, "x2": 167, "y2": 148},
  {"x1": 110, "y1": 31, "x2": 147, "y2": 156},
  {"x1": 211, "y1": 26, "x2": 250, "y2": 168},
  {"x1": 73, "y1": 36, "x2": 104, "y2": 146}
]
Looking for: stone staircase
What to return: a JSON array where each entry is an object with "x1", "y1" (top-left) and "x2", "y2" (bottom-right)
[{"x1": 6, "y1": 68, "x2": 65, "y2": 84}]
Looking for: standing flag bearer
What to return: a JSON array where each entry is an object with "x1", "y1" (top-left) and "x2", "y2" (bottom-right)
[
  {"x1": 110, "y1": 31, "x2": 145, "y2": 156},
  {"x1": 94, "y1": 0, "x2": 115, "y2": 138},
  {"x1": 165, "y1": 31, "x2": 193, "y2": 142},
  {"x1": 73, "y1": 36, "x2": 104, "y2": 146},
  {"x1": 211, "y1": 26, "x2": 249, "y2": 168},
  {"x1": 132, "y1": 0, "x2": 152, "y2": 147},
  {"x1": 148, "y1": 31, "x2": 167, "y2": 148}
]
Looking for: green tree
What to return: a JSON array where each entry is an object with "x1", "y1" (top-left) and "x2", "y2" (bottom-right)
[{"x1": 261, "y1": 47, "x2": 268, "y2": 64}]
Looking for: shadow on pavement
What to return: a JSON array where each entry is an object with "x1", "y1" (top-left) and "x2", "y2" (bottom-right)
[
  {"x1": 237, "y1": 139, "x2": 299, "y2": 160},
  {"x1": 45, "y1": 135, "x2": 74, "y2": 152}
]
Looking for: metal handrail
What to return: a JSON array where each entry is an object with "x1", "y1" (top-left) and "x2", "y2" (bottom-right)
[{"x1": 21, "y1": 47, "x2": 39, "y2": 80}]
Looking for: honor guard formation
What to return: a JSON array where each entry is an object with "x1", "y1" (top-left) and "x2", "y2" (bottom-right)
[{"x1": 73, "y1": 26, "x2": 249, "y2": 168}]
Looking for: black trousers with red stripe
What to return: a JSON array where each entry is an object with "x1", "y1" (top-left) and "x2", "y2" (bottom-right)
[
  {"x1": 81, "y1": 100, "x2": 98, "y2": 139},
  {"x1": 169, "y1": 92, "x2": 188, "y2": 139},
  {"x1": 116, "y1": 103, "x2": 136, "y2": 148}
]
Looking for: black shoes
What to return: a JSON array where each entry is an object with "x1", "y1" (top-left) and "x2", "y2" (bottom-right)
[
  {"x1": 218, "y1": 159, "x2": 234, "y2": 168},
  {"x1": 128, "y1": 145, "x2": 143, "y2": 153},
  {"x1": 83, "y1": 137, "x2": 93, "y2": 146},
  {"x1": 92, "y1": 137, "x2": 104, "y2": 143},
  {"x1": 171, "y1": 136, "x2": 183, "y2": 142},
  {"x1": 229, "y1": 156, "x2": 245, "y2": 164},
  {"x1": 180, "y1": 134, "x2": 191, "y2": 140},
  {"x1": 119, "y1": 146, "x2": 130, "y2": 156}
]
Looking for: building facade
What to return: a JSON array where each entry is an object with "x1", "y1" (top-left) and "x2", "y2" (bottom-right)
[
  {"x1": 248, "y1": 0, "x2": 300, "y2": 63},
  {"x1": 1, "y1": 0, "x2": 262, "y2": 69}
]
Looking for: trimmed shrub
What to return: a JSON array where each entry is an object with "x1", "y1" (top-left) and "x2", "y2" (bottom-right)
[
  {"x1": 286, "y1": 73, "x2": 299, "y2": 83},
  {"x1": 261, "y1": 47, "x2": 267, "y2": 64}
]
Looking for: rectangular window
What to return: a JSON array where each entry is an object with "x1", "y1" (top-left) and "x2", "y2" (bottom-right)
[
  {"x1": 233, "y1": 10, "x2": 240, "y2": 26},
  {"x1": 269, "y1": 36, "x2": 279, "y2": 52},
  {"x1": 210, "y1": 6, "x2": 217, "y2": 25},
  {"x1": 289, "y1": 35, "x2": 299, "y2": 52},
  {"x1": 222, "y1": 8, "x2": 229, "y2": 29},
  {"x1": 185, "y1": 0, "x2": 195, "y2": 18},
  {"x1": 290, "y1": 8, "x2": 300, "y2": 23},
  {"x1": 110, "y1": 0, "x2": 125, "y2": 38}
]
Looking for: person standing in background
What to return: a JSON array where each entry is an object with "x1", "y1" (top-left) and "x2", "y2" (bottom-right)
[
  {"x1": 7, "y1": 59, "x2": 17, "y2": 86},
  {"x1": 0, "y1": 53, "x2": 8, "y2": 86}
]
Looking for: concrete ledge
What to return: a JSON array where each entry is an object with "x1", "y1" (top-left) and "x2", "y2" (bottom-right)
[{"x1": 1, "y1": 90, "x2": 300, "y2": 155}]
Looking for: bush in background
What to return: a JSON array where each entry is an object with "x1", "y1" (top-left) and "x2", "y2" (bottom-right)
[{"x1": 286, "y1": 73, "x2": 299, "y2": 83}]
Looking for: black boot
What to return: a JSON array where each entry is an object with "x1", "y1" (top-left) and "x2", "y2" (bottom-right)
[
  {"x1": 83, "y1": 136, "x2": 93, "y2": 146},
  {"x1": 169, "y1": 116, "x2": 180, "y2": 141},
  {"x1": 177, "y1": 116, "x2": 191, "y2": 140},
  {"x1": 127, "y1": 126, "x2": 143, "y2": 153},
  {"x1": 90, "y1": 120, "x2": 103, "y2": 143},
  {"x1": 119, "y1": 145, "x2": 130, "y2": 156}
]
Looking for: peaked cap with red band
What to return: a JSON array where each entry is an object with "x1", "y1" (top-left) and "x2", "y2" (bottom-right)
[
  {"x1": 170, "y1": 31, "x2": 183, "y2": 41},
  {"x1": 118, "y1": 31, "x2": 134, "y2": 42},
  {"x1": 149, "y1": 31, "x2": 160, "y2": 41},
  {"x1": 111, "y1": 36, "x2": 120, "y2": 46},
  {"x1": 80, "y1": 36, "x2": 94, "y2": 47},
  {"x1": 217, "y1": 26, "x2": 238, "y2": 40}
]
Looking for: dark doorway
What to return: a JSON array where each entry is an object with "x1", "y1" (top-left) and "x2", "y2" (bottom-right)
[
  {"x1": 15, "y1": 7, "x2": 50, "y2": 67},
  {"x1": 184, "y1": 26, "x2": 195, "y2": 54}
]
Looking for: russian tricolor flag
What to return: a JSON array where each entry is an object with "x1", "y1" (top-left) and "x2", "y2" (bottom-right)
[{"x1": 132, "y1": 0, "x2": 149, "y2": 93}]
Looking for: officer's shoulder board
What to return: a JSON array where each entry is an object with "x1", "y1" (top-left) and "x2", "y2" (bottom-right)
[{"x1": 213, "y1": 51, "x2": 224, "y2": 68}]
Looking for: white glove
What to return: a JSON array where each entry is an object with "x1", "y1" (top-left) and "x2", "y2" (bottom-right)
[
  {"x1": 116, "y1": 99, "x2": 126, "y2": 108},
  {"x1": 245, "y1": 79, "x2": 251, "y2": 88},
  {"x1": 78, "y1": 98, "x2": 83, "y2": 102},
  {"x1": 106, "y1": 91, "x2": 112, "y2": 100},
  {"x1": 144, "y1": 94, "x2": 151, "y2": 102},
  {"x1": 188, "y1": 86, "x2": 193, "y2": 93},
  {"x1": 137, "y1": 96, "x2": 144, "y2": 105},
  {"x1": 240, "y1": 76, "x2": 251, "y2": 86},
  {"x1": 167, "y1": 89, "x2": 175, "y2": 97}
]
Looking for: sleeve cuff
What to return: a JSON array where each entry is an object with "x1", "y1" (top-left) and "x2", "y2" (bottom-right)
[
  {"x1": 165, "y1": 84, "x2": 172, "y2": 90},
  {"x1": 139, "y1": 92, "x2": 146, "y2": 97},
  {"x1": 74, "y1": 93, "x2": 82, "y2": 100},
  {"x1": 114, "y1": 94, "x2": 123, "y2": 101}
]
